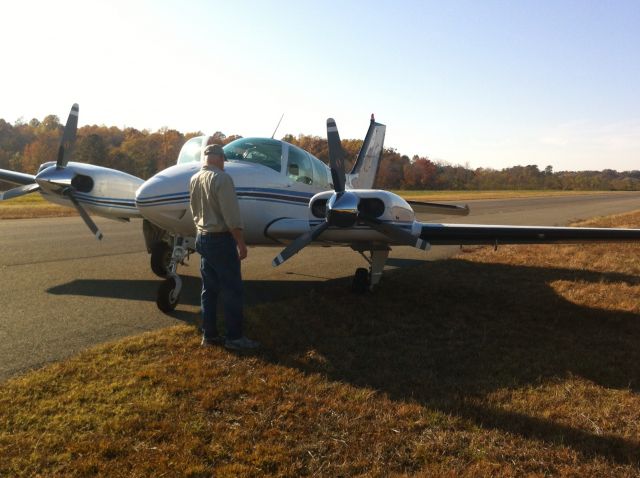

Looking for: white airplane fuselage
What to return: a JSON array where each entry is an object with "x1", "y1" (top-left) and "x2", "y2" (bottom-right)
[
  {"x1": 135, "y1": 160, "x2": 317, "y2": 243},
  {"x1": 134, "y1": 161, "x2": 417, "y2": 246},
  {"x1": 133, "y1": 135, "x2": 418, "y2": 247}
]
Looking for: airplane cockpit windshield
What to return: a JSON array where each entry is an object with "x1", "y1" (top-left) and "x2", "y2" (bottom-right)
[
  {"x1": 176, "y1": 136, "x2": 329, "y2": 186},
  {"x1": 176, "y1": 136, "x2": 204, "y2": 165},
  {"x1": 223, "y1": 138, "x2": 282, "y2": 172}
]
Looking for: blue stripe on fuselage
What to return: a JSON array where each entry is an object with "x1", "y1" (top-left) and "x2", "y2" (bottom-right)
[
  {"x1": 49, "y1": 192, "x2": 138, "y2": 210},
  {"x1": 135, "y1": 187, "x2": 314, "y2": 208}
]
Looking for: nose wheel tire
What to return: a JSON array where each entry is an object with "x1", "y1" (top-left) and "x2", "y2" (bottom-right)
[
  {"x1": 351, "y1": 267, "x2": 370, "y2": 294},
  {"x1": 150, "y1": 241, "x2": 172, "y2": 278},
  {"x1": 157, "y1": 277, "x2": 181, "y2": 312}
]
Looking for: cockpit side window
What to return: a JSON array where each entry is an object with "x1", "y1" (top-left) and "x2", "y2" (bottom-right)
[
  {"x1": 223, "y1": 138, "x2": 282, "y2": 172},
  {"x1": 287, "y1": 145, "x2": 314, "y2": 185},
  {"x1": 176, "y1": 136, "x2": 205, "y2": 164},
  {"x1": 310, "y1": 154, "x2": 331, "y2": 189}
]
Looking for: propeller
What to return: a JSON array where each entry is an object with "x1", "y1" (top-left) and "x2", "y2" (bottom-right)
[
  {"x1": 1, "y1": 104, "x2": 104, "y2": 240},
  {"x1": 0, "y1": 104, "x2": 82, "y2": 203},
  {"x1": 49, "y1": 104, "x2": 102, "y2": 239},
  {"x1": 65, "y1": 187, "x2": 104, "y2": 240},
  {"x1": 0, "y1": 183, "x2": 40, "y2": 201},
  {"x1": 272, "y1": 222, "x2": 330, "y2": 266},
  {"x1": 326, "y1": 118, "x2": 346, "y2": 193},
  {"x1": 358, "y1": 215, "x2": 429, "y2": 250},
  {"x1": 272, "y1": 118, "x2": 428, "y2": 267},
  {"x1": 57, "y1": 103, "x2": 79, "y2": 169}
]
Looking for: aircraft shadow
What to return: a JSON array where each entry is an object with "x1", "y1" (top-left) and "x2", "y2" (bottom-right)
[
  {"x1": 46, "y1": 258, "x2": 640, "y2": 465},
  {"x1": 246, "y1": 259, "x2": 640, "y2": 466},
  {"x1": 46, "y1": 275, "x2": 342, "y2": 325}
]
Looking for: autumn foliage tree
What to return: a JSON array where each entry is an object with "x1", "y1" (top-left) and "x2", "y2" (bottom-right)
[{"x1": 1, "y1": 113, "x2": 639, "y2": 191}]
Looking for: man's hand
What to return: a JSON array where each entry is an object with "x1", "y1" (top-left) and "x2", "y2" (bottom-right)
[
  {"x1": 230, "y1": 228, "x2": 248, "y2": 261},
  {"x1": 237, "y1": 242, "x2": 248, "y2": 260}
]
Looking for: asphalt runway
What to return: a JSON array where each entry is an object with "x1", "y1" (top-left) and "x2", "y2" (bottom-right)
[{"x1": 2, "y1": 192, "x2": 640, "y2": 381}]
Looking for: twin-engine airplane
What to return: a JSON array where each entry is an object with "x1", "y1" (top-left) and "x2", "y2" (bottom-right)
[{"x1": 3, "y1": 104, "x2": 640, "y2": 312}]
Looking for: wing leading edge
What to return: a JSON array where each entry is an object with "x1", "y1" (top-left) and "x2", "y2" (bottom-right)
[{"x1": 420, "y1": 223, "x2": 640, "y2": 245}]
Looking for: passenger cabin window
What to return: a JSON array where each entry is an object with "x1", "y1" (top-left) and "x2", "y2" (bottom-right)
[
  {"x1": 287, "y1": 145, "x2": 314, "y2": 185},
  {"x1": 176, "y1": 136, "x2": 205, "y2": 164},
  {"x1": 223, "y1": 138, "x2": 282, "y2": 172},
  {"x1": 310, "y1": 154, "x2": 331, "y2": 189}
]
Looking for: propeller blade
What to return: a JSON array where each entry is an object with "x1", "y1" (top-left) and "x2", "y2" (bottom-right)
[
  {"x1": 65, "y1": 189, "x2": 104, "y2": 240},
  {"x1": 272, "y1": 221, "x2": 330, "y2": 266},
  {"x1": 407, "y1": 200, "x2": 470, "y2": 216},
  {"x1": 359, "y1": 215, "x2": 429, "y2": 251},
  {"x1": 0, "y1": 168, "x2": 36, "y2": 186},
  {"x1": 0, "y1": 183, "x2": 40, "y2": 200},
  {"x1": 56, "y1": 103, "x2": 79, "y2": 169},
  {"x1": 326, "y1": 118, "x2": 346, "y2": 193}
]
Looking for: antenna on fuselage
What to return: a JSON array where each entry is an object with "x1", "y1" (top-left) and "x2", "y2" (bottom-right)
[{"x1": 271, "y1": 113, "x2": 285, "y2": 139}]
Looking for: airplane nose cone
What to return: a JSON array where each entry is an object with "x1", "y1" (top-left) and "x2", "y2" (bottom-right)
[
  {"x1": 35, "y1": 165, "x2": 73, "y2": 194},
  {"x1": 135, "y1": 170, "x2": 192, "y2": 230},
  {"x1": 135, "y1": 174, "x2": 190, "y2": 207}
]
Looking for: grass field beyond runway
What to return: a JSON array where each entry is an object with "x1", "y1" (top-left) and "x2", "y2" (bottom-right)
[
  {"x1": 0, "y1": 190, "x2": 632, "y2": 220},
  {"x1": 2, "y1": 212, "x2": 640, "y2": 476}
]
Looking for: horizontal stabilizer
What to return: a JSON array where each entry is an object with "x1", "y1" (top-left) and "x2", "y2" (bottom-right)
[
  {"x1": 0, "y1": 168, "x2": 36, "y2": 186},
  {"x1": 408, "y1": 200, "x2": 470, "y2": 216}
]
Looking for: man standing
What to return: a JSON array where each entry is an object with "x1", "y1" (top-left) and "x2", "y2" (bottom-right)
[{"x1": 189, "y1": 143, "x2": 259, "y2": 351}]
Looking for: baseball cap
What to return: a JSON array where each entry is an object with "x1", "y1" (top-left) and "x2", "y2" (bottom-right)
[{"x1": 204, "y1": 144, "x2": 225, "y2": 157}]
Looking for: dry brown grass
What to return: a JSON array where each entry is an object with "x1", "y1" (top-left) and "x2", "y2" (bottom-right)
[
  {"x1": 396, "y1": 190, "x2": 628, "y2": 202},
  {"x1": 1, "y1": 190, "x2": 624, "y2": 220},
  {"x1": 0, "y1": 194, "x2": 76, "y2": 219},
  {"x1": 2, "y1": 211, "x2": 640, "y2": 476}
]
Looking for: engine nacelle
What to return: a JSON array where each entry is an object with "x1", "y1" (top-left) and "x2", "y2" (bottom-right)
[
  {"x1": 308, "y1": 189, "x2": 415, "y2": 223},
  {"x1": 36, "y1": 162, "x2": 143, "y2": 219}
]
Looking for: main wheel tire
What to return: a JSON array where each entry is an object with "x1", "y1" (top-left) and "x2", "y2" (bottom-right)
[
  {"x1": 150, "y1": 241, "x2": 172, "y2": 278},
  {"x1": 351, "y1": 267, "x2": 370, "y2": 294},
  {"x1": 157, "y1": 277, "x2": 180, "y2": 312}
]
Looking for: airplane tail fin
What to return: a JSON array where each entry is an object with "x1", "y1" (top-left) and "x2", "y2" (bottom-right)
[{"x1": 347, "y1": 115, "x2": 386, "y2": 189}]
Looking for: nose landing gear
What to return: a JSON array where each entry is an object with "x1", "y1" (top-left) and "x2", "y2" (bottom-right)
[
  {"x1": 157, "y1": 274, "x2": 182, "y2": 312},
  {"x1": 150, "y1": 240, "x2": 173, "y2": 278},
  {"x1": 155, "y1": 235, "x2": 194, "y2": 312}
]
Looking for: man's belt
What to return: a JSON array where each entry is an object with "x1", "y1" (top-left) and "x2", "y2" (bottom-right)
[{"x1": 199, "y1": 231, "x2": 231, "y2": 237}]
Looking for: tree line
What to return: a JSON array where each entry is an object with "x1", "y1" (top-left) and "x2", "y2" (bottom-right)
[{"x1": 2, "y1": 114, "x2": 639, "y2": 191}]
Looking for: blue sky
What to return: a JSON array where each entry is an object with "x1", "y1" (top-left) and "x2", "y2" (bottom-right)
[{"x1": 1, "y1": 0, "x2": 639, "y2": 171}]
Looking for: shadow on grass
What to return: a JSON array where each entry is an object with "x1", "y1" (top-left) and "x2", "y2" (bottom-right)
[
  {"x1": 45, "y1": 258, "x2": 640, "y2": 465},
  {"x1": 46, "y1": 274, "x2": 340, "y2": 326},
  {"x1": 247, "y1": 258, "x2": 640, "y2": 466}
]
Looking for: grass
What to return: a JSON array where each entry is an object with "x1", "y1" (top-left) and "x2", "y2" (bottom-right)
[
  {"x1": 0, "y1": 194, "x2": 76, "y2": 219},
  {"x1": 1, "y1": 189, "x2": 631, "y2": 220},
  {"x1": 395, "y1": 189, "x2": 635, "y2": 201},
  {"x1": 2, "y1": 212, "x2": 640, "y2": 476}
]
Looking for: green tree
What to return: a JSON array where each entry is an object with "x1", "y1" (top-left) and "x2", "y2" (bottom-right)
[{"x1": 75, "y1": 134, "x2": 108, "y2": 166}]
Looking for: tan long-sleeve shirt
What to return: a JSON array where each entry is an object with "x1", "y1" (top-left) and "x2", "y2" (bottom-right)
[{"x1": 189, "y1": 165, "x2": 243, "y2": 234}]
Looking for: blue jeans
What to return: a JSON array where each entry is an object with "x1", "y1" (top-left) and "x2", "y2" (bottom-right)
[{"x1": 195, "y1": 233, "x2": 244, "y2": 340}]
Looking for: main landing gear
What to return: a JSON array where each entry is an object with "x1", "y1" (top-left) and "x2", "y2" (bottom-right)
[
  {"x1": 151, "y1": 235, "x2": 194, "y2": 312},
  {"x1": 351, "y1": 246, "x2": 389, "y2": 294}
]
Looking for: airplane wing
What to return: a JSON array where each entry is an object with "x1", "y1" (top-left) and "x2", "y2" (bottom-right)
[
  {"x1": 419, "y1": 222, "x2": 640, "y2": 245},
  {"x1": 0, "y1": 168, "x2": 36, "y2": 186}
]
